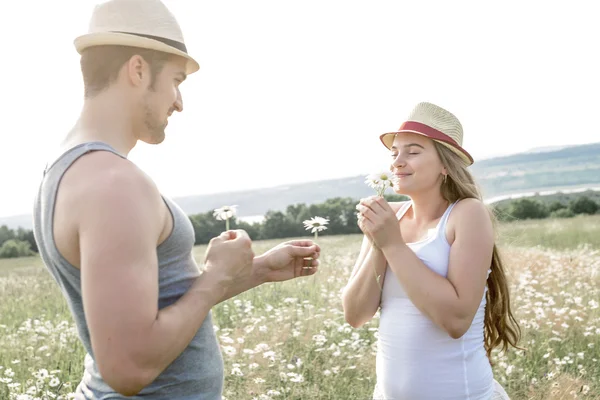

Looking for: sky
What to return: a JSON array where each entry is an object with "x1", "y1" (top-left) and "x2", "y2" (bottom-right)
[{"x1": 1, "y1": 0, "x2": 599, "y2": 218}]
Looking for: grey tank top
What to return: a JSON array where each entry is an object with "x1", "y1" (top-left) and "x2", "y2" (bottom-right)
[{"x1": 32, "y1": 142, "x2": 224, "y2": 399}]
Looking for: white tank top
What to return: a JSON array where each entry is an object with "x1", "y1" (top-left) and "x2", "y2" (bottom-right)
[{"x1": 376, "y1": 200, "x2": 494, "y2": 400}]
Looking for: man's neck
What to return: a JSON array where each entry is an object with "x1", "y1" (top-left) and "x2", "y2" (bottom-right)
[{"x1": 64, "y1": 92, "x2": 138, "y2": 156}]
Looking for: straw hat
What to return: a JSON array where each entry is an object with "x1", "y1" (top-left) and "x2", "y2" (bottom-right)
[
  {"x1": 379, "y1": 102, "x2": 474, "y2": 165},
  {"x1": 74, "y1": 0, "x2": 199, "y2": 75}
]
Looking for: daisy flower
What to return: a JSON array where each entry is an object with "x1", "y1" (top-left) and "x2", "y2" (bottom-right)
[
  {"x1": 365, "y1": 171, "x2": 398, "y2": 197},
  {"x1": 213, "y1": 205, "x2": 238, "y2": 230},
  {"x1": 302, "y1": 216, "x2": 329, "y2": 239}
]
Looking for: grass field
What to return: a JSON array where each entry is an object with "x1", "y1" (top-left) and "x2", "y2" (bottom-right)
[{"x1": 1, "y1": 215, "x2": 599, "y2": 399}]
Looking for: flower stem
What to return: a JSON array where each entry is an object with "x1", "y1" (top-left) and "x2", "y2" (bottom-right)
[
  {"x1": 368, "y1": 239, "x2": 383, "y2": 291},
  {"x1": 226, "y1": 218, "x2": 230, "y2": 231},
  {"x1": 373, "y1": 266, "x2": 382, "y2": 292},
  {"x1": 314, "y1": 231, "x2": 318, "y2": 241}
]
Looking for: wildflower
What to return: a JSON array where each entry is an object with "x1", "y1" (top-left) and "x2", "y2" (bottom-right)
[
  {"x1": 220, "y1": 336, "x2": 235, "y2": 344},
  {"x1": 263, "y1": 351, "x2": 276, "y2": 362},
  {"x1": 255, "y1": 343, "x2": 270, "y2": 352},
  {"x1": 288, "y1": 372, "x2": 304, "y2": 383},
  {"x1": 302, "y1": 216, "x2": 329, "y2": 240},
  {"x1": 213, "y1": 205, "x2": 238, "y2": 230},
  {"x1": 582, "y1": 385, "x2": 590, "y2": 395},
  {"x1": 365, "y1": 171, "x2": 398, "y2": 197},
  {"x1": 222, "y1": 346, "x2": 237, "y2": 356},
  {"x1": 300, "y1": 216, "x2": 328, "y2": 270}
]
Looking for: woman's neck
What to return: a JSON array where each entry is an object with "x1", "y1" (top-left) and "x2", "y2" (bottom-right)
[{"x1": 406, "y1": 193, "x2": 450, "y2": 223}]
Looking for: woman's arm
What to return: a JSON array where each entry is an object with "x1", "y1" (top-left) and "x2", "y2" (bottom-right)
[
  {"x1": 341, "y1": 202, "x2": 404, "y2": 328},
  {"x1": 341, "y1": 235, "x2": 388, "y2": 328}
]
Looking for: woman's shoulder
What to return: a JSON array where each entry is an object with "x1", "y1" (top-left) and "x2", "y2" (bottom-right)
[
  {"x1": 441, "y1": 198, "x2": 491, "y2": 245},
  {"x1": 447, "y1": 198, "x2": 493, "y2": 239},
  {"x1": 452, "y1": 197, "x2": 489, "y2": 216}
]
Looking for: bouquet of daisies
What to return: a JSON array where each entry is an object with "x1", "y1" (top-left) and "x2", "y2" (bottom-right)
[{"x1": 364, "y1": 171, "x2": 398, "y2": 197}]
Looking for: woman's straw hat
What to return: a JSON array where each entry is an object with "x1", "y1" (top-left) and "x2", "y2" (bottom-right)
[
  {"x1": 380, "y1": 102, "x2": 474, "y2": 165},
  {"x1": 74, "y1": 0, "x2": 200, "y2": 75}
]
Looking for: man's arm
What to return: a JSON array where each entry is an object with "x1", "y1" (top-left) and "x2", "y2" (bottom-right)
[
  {"x1": 215, "y1": 240, "x2": 322, "y2": 304},
  {"x1": 77, "y1": 162, "x2": 235, "y2": 396}
]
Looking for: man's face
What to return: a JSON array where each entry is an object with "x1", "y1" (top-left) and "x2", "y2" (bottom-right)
[{"x1": 138, "y1": 57, "x2": 187, "y2": 145}]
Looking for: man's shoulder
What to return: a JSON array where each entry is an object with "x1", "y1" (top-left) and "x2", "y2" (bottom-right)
[
  {"x1": 70, "y1": 151, "x2": 157, "y2": 195},
  {"x1": 60, "y1": 150, "x2": 162, "y2": 217}
]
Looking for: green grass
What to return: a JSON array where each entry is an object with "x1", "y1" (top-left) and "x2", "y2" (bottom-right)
[
  {"x1": 497, "y1": 214, "x2": 600, "y2": 250},
  {"x1": 1, "y1": 216, "x2": 599, "y2": 399}
]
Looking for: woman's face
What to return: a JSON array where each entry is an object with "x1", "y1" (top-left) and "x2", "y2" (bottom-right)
[{"x1": 389, "y1": 132, "x2": 445, "y2": 195}]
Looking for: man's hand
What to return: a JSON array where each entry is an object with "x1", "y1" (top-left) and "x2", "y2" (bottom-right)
[
  {"x1": 203, "y1": 230, "x2": 255, "y2": 290},
  {"x1": 254, "y1": 240, "x2": 321, "y2": 283}
]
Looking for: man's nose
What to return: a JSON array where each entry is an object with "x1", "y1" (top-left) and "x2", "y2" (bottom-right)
[{"x1": 174, "y1": 91, "x2": 183, "y2": 112}]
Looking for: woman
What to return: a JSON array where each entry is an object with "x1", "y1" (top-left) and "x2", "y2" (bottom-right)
[{"x1": 342, "y1": 102, "x2": 521, "y2": 399}]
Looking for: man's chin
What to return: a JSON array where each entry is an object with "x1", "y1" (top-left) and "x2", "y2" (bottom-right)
[{"x1": 140, "y1": 132, "x2": 166, "y2": 145}]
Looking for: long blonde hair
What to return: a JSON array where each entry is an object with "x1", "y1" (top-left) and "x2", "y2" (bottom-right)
[{"x1": 434, "y1": 141, "x2": 522, "y2": 363}]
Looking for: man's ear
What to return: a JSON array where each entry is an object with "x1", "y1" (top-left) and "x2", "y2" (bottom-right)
[{"x1": 125, "y1": 55, "x2": 147, "y2": 87}]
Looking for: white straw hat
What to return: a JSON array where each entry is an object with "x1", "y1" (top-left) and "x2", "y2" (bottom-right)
[
  {"x1": 379, "y1": 102, "x2": 474, "y2": 165},
  {"x1": 74, "y1": 0, "x2": 199, "y2": 75}
]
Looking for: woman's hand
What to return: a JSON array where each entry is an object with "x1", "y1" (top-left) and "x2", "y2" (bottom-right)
[{"x1": 356, "y1": 196, "x2": 403, "y2": 250}]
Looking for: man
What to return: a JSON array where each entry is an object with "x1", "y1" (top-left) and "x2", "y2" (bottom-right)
[{"x1": 32, "y1": 1, "x2": 320, "y2": 398}]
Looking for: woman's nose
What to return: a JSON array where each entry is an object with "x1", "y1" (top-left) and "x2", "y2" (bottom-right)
[{"x1": 392, "y1": 154, "x2": 405, "y2": 168}]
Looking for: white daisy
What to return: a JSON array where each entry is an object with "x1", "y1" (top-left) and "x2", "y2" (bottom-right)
[
  {"x1": 213, "y1": 205, "x2": 238, "y2": 220},
  {"x1": 213, "y1": 205, "x2": 238, "y2": 230},
  {"x1": 302, "y1": 216, "x2": 329, "y2": 238},
  {"x1": 365, "y1": 171, "x2": 398, "y2": 197}
]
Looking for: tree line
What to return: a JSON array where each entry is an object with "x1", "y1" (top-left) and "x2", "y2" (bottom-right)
[
  {"x1": 493, "y1": 195, "x2": 599, "y2": 221},
  {"x1": 0, "y1": 226, "x2": 37, "y2": 259},
  {"x1": 1, "y1": 194, "x2": 599, "y2": 259}
]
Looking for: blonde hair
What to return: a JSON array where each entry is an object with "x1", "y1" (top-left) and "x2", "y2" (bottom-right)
[{"x1": 434, "y1": 141, "x2": 522, "y2": 363}]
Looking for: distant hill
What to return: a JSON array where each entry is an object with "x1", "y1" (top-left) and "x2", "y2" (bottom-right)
[
  {"x1": 522, "y1": 144, "x2": 576, "y2": 154},
  {"x1": 491, "y1": 188, "x2": 600, "y2": 209},
  {"x1": 468, "y1": 141, "x2": 600, "y2": 198},
  {"x1": 3, "y1": 142, "x2": 600, "y2": 230}
]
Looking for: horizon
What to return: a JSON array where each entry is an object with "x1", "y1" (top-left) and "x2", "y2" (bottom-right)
[
  {"x1": 2, "y1": 139, "x2": 600, "y2": 221},
  {"x1": 2, "y1": 1, "x2": 599, "y2": 218},
  {"x1": 1, "y1": 140, "x2": 597, "y2": 219}
]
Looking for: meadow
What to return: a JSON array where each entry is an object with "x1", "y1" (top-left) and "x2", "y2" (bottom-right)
[{"x1": 1, "y1": 214, "x2": 599, "y2": 399}]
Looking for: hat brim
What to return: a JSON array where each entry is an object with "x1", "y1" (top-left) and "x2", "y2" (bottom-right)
[
  {"x1": 380, "y1": 130, "x2": 474, "y2": 166},
  {"x1": 74, "y1": 32, "x2": 200, "y2": 75}
]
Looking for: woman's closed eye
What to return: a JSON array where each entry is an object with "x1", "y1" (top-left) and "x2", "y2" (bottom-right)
[{"x1": 391, "y1": 151, "x2": 420, "y2": 158}]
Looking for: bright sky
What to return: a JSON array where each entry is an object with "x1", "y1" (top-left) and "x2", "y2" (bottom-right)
[{"x1": 1, "y1": 0, "x2": 598, "y2": 218}]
